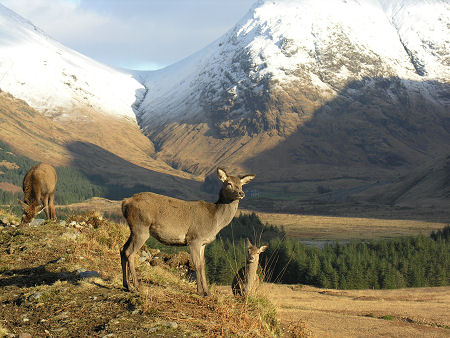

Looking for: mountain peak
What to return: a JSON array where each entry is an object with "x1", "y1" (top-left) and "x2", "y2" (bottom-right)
[
  {"x1": 136, "y1": 0, "x2": 448, "y2": 140},
  {"x1": 0, "y1": 4, "x2": 142, "y2": 121},
  {"x1": 134, "y1": 0, "x2": 449, "y2": 175}
]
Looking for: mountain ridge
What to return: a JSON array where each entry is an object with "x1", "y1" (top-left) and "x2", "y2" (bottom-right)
[
  {"x1": 0, "y1": 1, "x2": 448, "y2": 214},
  {"x1": 136, "y1": 0, "x2": 449, "y2": 135},
  {"x1": 0, "y1": 3, "x2": 142, "y2": 121},
  {"x1": 132, "y1": 0, "x2": 449, "y2": 181}
]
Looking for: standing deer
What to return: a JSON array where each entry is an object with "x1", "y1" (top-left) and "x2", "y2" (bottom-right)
[
  {"x1": 121, "y1": 167, "x2": 255, "y2": 296},
  {"x1": 232, "y1": 238, "x2": 268, "y2": 297},
  {"x1": 18, "y1": 163, "x2": 57, "y2": 225}
]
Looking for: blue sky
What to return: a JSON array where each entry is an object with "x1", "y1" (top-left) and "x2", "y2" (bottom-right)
[{"x1": 0, "y1": 0, "x2": 255, "y2": 70}]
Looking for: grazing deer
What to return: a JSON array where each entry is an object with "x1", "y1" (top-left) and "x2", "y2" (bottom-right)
[
  {"x1": 18, "y1": 163, "x2": 57, "y2": 225},
  {"x1": 121, "y1": 167, "x2": 255, "y2": 296},
  {"x1": 232, "y1": 238, "x2": 268, "y2": 297}
]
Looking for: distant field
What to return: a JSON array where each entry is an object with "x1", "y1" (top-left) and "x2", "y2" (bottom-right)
[
  {"x1": 239, "y1": 209, "x2": 449, "y2": 240},
  {"x1": 56, "y1": 198, "x2": 449, "y2": 241},
  {"x1": 257, "y1": 284, "x2": 450, "y2": 337}
]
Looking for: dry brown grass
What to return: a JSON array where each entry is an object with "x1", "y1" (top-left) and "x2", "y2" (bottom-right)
[
  {"x1": 0, "y1": 182, "x2": 22, "y2": 193},
  {"x1": 0, "y1": 161, "x2": 19, "y2": 170},
  {"x1": 258, "y1": 284, "x2": 450, "y2": 337},
  {"x1": 0, "y1": 208, "x2": 20, "y2": 225},
  {"x1": 239, "y1": 209, "x2": 449, "y2": 240},
  {"x1": 0, "y1": 211, "x2": 282, "y2": 337},
  {"x1": 58, "y1": 197, "x2": 122, "y2": 216}
]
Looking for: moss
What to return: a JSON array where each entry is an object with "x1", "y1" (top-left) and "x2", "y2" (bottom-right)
[{"x1": 381, "y1": 315, "x2": 395, "y2": 321}]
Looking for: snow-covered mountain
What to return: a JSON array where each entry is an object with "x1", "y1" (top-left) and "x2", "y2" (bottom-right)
[
  {"x1": 0, "y1": 4, "x2": 197, "y2": 193},
  {"x1": 134, "y1": 0, "x2": 449, "y2": 176},
  {"x1": 0, "y1": 4, "x2": 142, "y2": 121},
  {"x1": 136, "y1": 0, "x2": 448, "y2": 135}
]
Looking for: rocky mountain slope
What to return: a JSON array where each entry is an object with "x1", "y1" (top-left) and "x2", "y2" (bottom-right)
[
  {"x1": 0, "y1": 91, "x2": 203, "y2": 200},
  {"x1": 0, "y1": 1, "x2": 448, "y2": 213},
  {"x1": 355, "y1": 155, "x2": 450, "y2": 209},
  {"x1": 135, "y1": 0, "x2": 450, "y2": 182}
]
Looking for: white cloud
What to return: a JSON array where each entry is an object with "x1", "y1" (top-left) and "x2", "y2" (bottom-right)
[
  {"x1": 0, "y1": 0, "x2": 255, "y2": 70},
  {"x1": 1, "y1": 0, "x2": 109, "y2": 35}
]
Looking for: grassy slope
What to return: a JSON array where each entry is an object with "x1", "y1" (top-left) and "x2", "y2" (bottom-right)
[
  {"x1": 0, "y1": 211, "x2": 287, "y2": 337},
  {"x1": 0, "y1": 90, "x2": 203, "y2": 200}
]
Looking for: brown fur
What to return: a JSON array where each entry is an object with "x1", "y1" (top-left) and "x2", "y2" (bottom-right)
[
  {"x1": 121, "y1": 167, "x2": 255, "y2": 296},
  {"x1": 18, "y1": 163, "x2": 57, "y2": 225},
  {"x1": 232, "y1": 238, "x2": 268, "y2": 297}
]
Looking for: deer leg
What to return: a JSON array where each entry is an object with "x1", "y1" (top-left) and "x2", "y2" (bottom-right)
[
  {"x1": 199, "y1": 244, "x2": 210, "y2": 296},
  {"x1": 121, "y1": 229, "x2": 149, "y2": 291},
  {"x1": 190, "y1": 242, "x2": 210, "y2": 296},
  {"x1": 121, "y1": 236, "x2": 132, "y2": 290},
  {"x1": 43, "y1": 195, "x2": 50, "y2": 220},
  {"x1": 49, "y1": 193, "x2": 56, "y2": 219}
]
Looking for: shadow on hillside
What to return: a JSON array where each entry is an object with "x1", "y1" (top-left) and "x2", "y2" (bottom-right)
[
  {"x1": 0, "y1": 261, "x2": 88, "y2": 288},
  {"x1": 242, "y1": 78, "x2": 449, "y2": 172},
  {"x1": 237, "y1": 78, "x2": 450, "y2": 218},
  {"x1": 65, "y1": 141, "x2": 207, "y2": 201}
]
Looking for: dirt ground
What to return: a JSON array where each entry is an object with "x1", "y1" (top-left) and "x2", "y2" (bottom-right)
[{"x1": 258, "y1": 284, "x2": 450, "y2": 337}]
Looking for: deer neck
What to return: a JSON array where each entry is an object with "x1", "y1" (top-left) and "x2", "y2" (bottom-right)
[
  {"x1": 246, "y1": 260, "x2": 259, "y2": 280},
  {"x1": 214, "y1": 196, "x2": 240, "y2": 230},
  {"x1": 23, "y1": 182, "x2": 33, "y2": 203},
  {"x1": 244, "y1": 259, "x2": 259, "y2": 293}
]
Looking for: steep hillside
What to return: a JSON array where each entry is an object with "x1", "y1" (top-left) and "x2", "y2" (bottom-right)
[
  {"x1": 0, "y1": 91, "x2": 203, "y2": 201},
  {"x1": 0, "y1": 4, "x2": 206, "y2": 200},
  {"x1": 355, "y1": 155, "x2": 450, "y2": 209},
  {"x1": 135, "y1": 0, "x2": 450, "y2": 183}
]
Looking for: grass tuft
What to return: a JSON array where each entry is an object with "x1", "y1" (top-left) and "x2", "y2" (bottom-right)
[{"x1": 0, "y1": 325, "x2": 10, "y2": 338}]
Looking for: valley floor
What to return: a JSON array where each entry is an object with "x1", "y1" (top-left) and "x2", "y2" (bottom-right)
[{"x1": 259, "y1": 284, "x2": 450, "y2": 337}]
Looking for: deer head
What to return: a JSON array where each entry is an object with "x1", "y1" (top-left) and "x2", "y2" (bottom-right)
[
  {"x1": 217, "y1": 167, "x2": 255, "y2": 203},
  {"x1": 18, "y1": 200, "x2": 45, "y2": 225},
  {"x1": 246, "y1": 238, "x2": 268, "y2": 264}
]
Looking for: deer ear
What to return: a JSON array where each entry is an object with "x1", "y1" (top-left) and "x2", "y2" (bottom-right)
[
  {"x1": 259, "y1": 245, "x2": 268, "y2": 253},
  {"x1": 240, "y1": 174, "x2": 255, "y2": 185},
  {"x1": 217, "y1": 167, "x2": 228, "y2": 182},
  {"x1": 18, "y1": 200, "x2": 28, "y2": 209},
  {"x1": 245, "y1": 238, "x2": 253, "y2": 249}
]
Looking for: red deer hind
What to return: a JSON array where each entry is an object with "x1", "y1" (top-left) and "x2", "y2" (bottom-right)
[
  {"x1": 18, "y1": 163, "x2": 57, "y2": 225},
  {"x1": 232, "y1": 238, "x2": 268, "y2": 297},
  {"x1": 121, "y1": 167, "x2": 255, "y2": 296}
]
